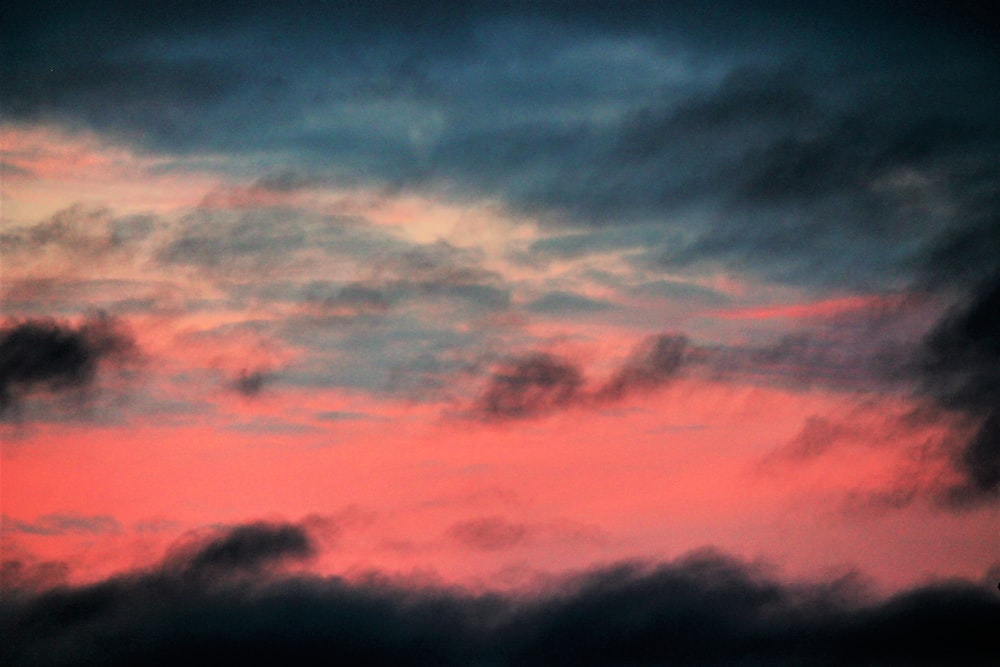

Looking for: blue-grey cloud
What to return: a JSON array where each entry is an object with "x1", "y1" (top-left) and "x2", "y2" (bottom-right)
[
  {"x1": 7, "y1": 2, "x2": 996, "y2": 295},
  {"x1": 525, "y1": 291, "x2": 616, "y2": 315}
]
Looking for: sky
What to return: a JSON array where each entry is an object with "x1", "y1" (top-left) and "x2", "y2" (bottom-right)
[{"x1": 1, "y1": 2, "x2": 998, "y2": 664}]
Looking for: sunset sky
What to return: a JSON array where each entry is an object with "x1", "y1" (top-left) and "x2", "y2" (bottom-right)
[{"x1": 2, "y1": 2, "x2": 998, "y2": 664}]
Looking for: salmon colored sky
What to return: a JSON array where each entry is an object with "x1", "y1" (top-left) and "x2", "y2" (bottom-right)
[{"x1": 2, "y1": 2, "x2": 997, "y2": 607}]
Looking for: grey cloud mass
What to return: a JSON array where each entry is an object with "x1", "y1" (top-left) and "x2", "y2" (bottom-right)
[{"x1": 2, "y1": 523, "x2": 998, "y2": 667}]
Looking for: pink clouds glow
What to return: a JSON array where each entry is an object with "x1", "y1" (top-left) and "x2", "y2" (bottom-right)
[
  {"x1": 1, "y1": 122, "x2": 995, "y2": 618},
  {"x1": 3, "y1": 378, "x2": 993, "y2": 593},
  {"x1": 1, "y1": 125, "x2": 225, "y2": 222}
]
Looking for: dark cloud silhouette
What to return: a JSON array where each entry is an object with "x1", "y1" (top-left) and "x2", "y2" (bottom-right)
[
  {"x1": 232, "y1": 368, "x2": 269, "y2": 396},
  {"x1": 477, "y1": 354, "x2": 584, "y2": 420},
  {"x1": 474, "y1": 334, "x2": 689, "y2": 421},
  {"x1": 919, "y1": 274, "x2": 1000, "y2": 503},
  {"x1": 597, "y1": 334, "x2": 687, "y2": 400},
  {"x1": 2, "y1": 535, "x2": 997, "y2": 667},
  {"x1": 165, "y1": 522, "x2": 314, "y2": 577},
  {"x1": 0, "y1": 313, "x2": 135, "y2": 414}
]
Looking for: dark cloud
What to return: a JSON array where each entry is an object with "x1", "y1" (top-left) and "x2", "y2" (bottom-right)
[
  {"x1": 918, "y1": 274, "x2": 1000, "y2": 503},
  {"x1": 164, "y1": 522, "x2": 315, "y2": 578},
  {"x1": 597, "y1": 334, "x2": 687, "y2": 401},
  {"x1": 740, "y1": 271, "x2": 999, "y2": 506},
  {"x1": 0, "y1": 313, "x2": 136, "y2": 414},
  {"x1": 473, "y1": 334, "x2": 688, "y2": 421},
  {"x1": 477, "y1": 354, "x2": 584, "y2": 420},
  {"x1": 2, "y1": 536, "x2": 997, "y2": 667},
  {"x1": 231, "y1": 367, "x2": 269, "y2": 396}
]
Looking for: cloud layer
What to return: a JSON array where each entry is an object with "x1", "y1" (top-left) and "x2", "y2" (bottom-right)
[{"x1": 2, "y1": 522, "x2": 997, "y2": 667}]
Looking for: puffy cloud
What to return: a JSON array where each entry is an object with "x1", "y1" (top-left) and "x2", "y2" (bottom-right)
[{"x1": 0, "y1": 313, "x2": 136, "y2": 414}]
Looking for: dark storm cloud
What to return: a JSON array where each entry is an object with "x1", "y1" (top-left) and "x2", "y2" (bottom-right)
[
  {"x1": 3, "y1": 536, "x2": 998, "y2": 667},
  {"x1": 0, "y1": 313, "x2": 136, "y2": 414}
]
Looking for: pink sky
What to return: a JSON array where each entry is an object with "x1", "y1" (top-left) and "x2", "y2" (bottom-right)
[{"x1": 2, "y1": 126, "x2": 995, "y2": 596}]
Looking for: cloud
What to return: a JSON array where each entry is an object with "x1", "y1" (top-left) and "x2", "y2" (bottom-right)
[
  {"x1": 446, "y1": 517, "x2": 606, "y2": 552},
  {"x1": 447, "y1": 517, "x2": 530, "y2": 551},
  {"x1": 472, "y1": 334, "x2": 690, "y2": 421},
  {"x1": 231, "y1": 367, "x2": 270, "y2": 396},
  {"x1": 7, "y1": 2, "x2": 997, "y2": 300},
  {"x1": 596, "y1": 334, "x2": 687, "y2": 400},
  {"x1": 2, "y1": 534, "x2": 997, "y2": 666},
  {"x1": 0, "y1": 206, "x2": 155, "y2": 263},
  {"x1": 477, "y1": 354, "x2": 584, "y2": 420},
  {"x1": 163, "y1": 521, "x2": 315, "y2": 578},
  {"x1": 525, "y1": 291, "x2": 616, "y2": 315},
  {"x1": 0, "y1": 313, "x2": 136, "y2": 414},
  {"x1": 918, "y1": 273, "x2": 1000, "y2": 503},
  {"x1": 3, "y1": 513, "x2": 121, "y2": 537},
  {"x1": 740, "y1": 273, "x2": 999, "y2": 507}
]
